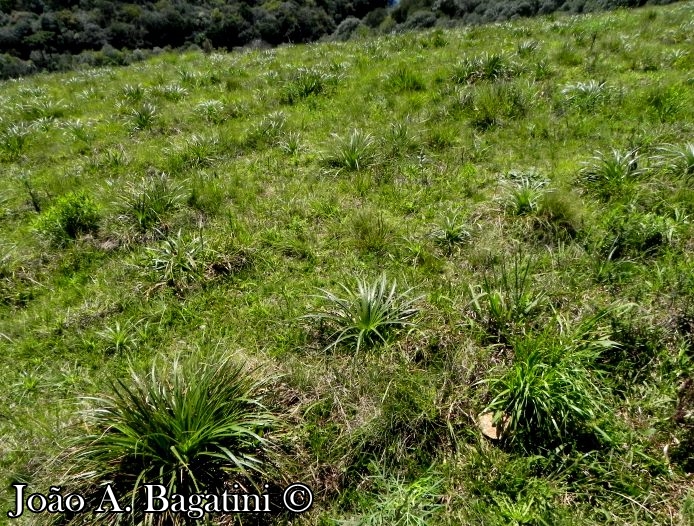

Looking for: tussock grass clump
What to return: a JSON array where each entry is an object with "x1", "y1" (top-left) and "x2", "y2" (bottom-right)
[
  {"x1": 536, "y1": 190, "x2": 585, "y2": 238},
  {"x1": 383, "y1": 121, "x2": 418, "y2": 157},
  {"x1": 278, "y1": 130, "x2": 304, "y2": 156},
  {"x1": 100, "y1": 146, "x2": 128, "y2": 168},
  {"x1": 452, "y1": 52, "x2": 518, "y2": 84},
  {"x1": 347, "y1": 469, "x2": 443, "y2": 525},
  {"x1": 62, "y1": 118, "x2": 96, "y2": 147},
  {"x1": 16, "y1": 97, "x2": 67, "y2": 121},
  {"x1": 143, "y1": 230, "x2": 250, "y2": 294},
  {"x1": 580, "y1": 148, "x2": 643, "y2": 200},
  {"x1": 504, "y1": 176, "x2": 548, "y2": 216},
  {"x1": 561, "y1": 80, "x2": 611, "y2": 111},
  {"x1": 152, "y1": 83, "x2": 188, "y2": 102},
  {"x1": 516, "y1": 39, "x2": 539, "y2": 56},
  {"x1": 247, "y1": 111, "x2": 287, "y2": 148},
  {"x1": 121, "y1": 83, "x2": 145, "y2": 102},
  {"x1": 387, "y1": 65, "x2": 426, "y2": 92},
  {"x1": 600, "y1": 208, "x2": 677, "y2": 260},
  {"x1": 351, "y1": 209, "x2": 393, "y2": 254},
  {"x1": 143, "y1": 231, "x2": 206, "y2": 293},
  {"x1": 482, "y1": 315, "x2": 616, "y2": 452},
  {"x1": 195, "y1": 99, "x2": 226, "y2": 124},
  {"x1": 306, "y1": 274, "x2": 421, "y2": 352},
  {"x1": 52, "y1": 353, "x2": 274, "y2": 526},
  {"x1": 326, "y1": 128, "x2": 376, "y2": 171},
  {"x1": 280, "y1": 67, "x2": 339, "y2": 104},
  {"x1": 129, "y1": 102, "x2": 157, "y2": 131},
  {"x1": 470, "y1": 81, "x2": 533, "y2": 129},
  {"x1": 97, "y1": 319, "x2": 137, "y2": 354},
  {"x1": 469, "y1": 254, "x2": 545, "y2": 341},
  {"x1": 168, "y1": 133, "x2": 220, "y2": 171},
  {"x1": 0, "y1": 123, "x2": 31, "y2": 161},
  {"x1": 429, "y1": 213, "x2": 471, "y2": 254},
  {"x1": 34, "y1": 191, "x2": 100, "y2": 246},
  {"x1": 644, "y1": 84, "x2": 683, "y2": 122},
  {"x1": 656, "y1": 143, "x2": 694, "y2": 180},
  {"x1": 0, "y1": 249, "x2": 34, "y2": 307},
  {"x1": 116, "y1": 173, "x2": 186, "y2": 232}
]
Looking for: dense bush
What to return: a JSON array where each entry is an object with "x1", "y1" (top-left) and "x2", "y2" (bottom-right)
[
  {"x1": 0, "y1": 0, "x2": 679, "y2": 78},
  {"x1": 34, "y1": 191, "x2": 100, "y2": 246}
]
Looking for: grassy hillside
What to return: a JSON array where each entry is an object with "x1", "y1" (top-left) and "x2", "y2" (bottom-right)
[{"x1": 1, "y1": 2, "x2": 694, "y2": 524}]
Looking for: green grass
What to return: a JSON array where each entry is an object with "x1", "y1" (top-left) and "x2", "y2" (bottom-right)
[
  {"x1": 1, "y1": 2, "x2": 693, "y2": 525},
  {"x1": 53, "y1": 352, "x2": 274, "y2": 525}
]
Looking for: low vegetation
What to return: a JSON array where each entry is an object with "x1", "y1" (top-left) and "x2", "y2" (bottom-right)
[{"x1": 0, "y1": 2, "x2": 693, "y2": 525}]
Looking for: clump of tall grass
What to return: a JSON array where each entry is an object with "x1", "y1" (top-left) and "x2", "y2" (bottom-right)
[
  {"x1": 481, "y1": 312, "x2": 617, "y2": 452},
  {"x1": 536, "y1": 189, "x2": 585, "y2": 239},
  {"x1": 452, "y1": 52, "x2": 518, "y2": 84},
  {"x1": 306, "y1": 274, "x2": 421, "y2": 352},
  {"x1": 561, "y1": 80, "x2": 611, "y2": 111},
  {"x1": 470, "y1": 82, "x2": 533, "y2": 129},
  {"x1": 0, "y1": 123, "x2": 31, "y2": 161},
  {"x1": 644, "y1": 85, "x2": 682, "y2": 122},
  {"x1": 247, "y1": 111, "x2": 287, "y2": 147},
  {"x1": 116, "y1": 173, "x2": 186, "y2": 232},
  {"x1": 168, "y1": 134, "x2": 220, "y2": 171},
  {"x1": 346, "y1": 467, "x2": 444, "y2": 525},
  {"x1": 16, "y1": 97, "x2": 67, "y2": 121},
  {"x1": 130, "y1": 102, "x2": 157, "y2": 131},
  {"x1": 97, "y1": 319, "x2": 137, "y2": 354},
  {"x1": 52, "y1": 352, "x2": 274, "y2": 526},
  {"x1": 387, "y1": 65, "x2": 426, "y2": 92},
  {"x1": 383, "y1": 120, "x2": 418, "y2": 157},
  {"x1": 655, "y1": 143, "x2": 694, "y2": 180},
  {"x1": 144, "y1": 230, "x2": 207, "y2": 293},
  {"x1": 195, "y1": 99, "x2": 226, "y2": 124},
  {"x1": 121, "y1": 83, "x2": 145, "y2": 102},
  {"x1": 600, "y1": 207, "x2": 677, "y2": 260},
  {"x1": 580, "y1": 148, "x2": 643, "y2": 200},
  {"x1": 278, "y1": 131, "x2": 304, "y2": 155},
  {"x1": 429, "y1": 213, "x2": 471, "y2": 254},
  {"x1": 326, "y1": 128, "x2": 376, "y2": 171},
  {"x1": 142, "y1": 230, "x2": 249, "y2": 294},
  {"x1": 469, "y1": 254, "x2": 545, "y2": 341},
  {"x1": 152, "y1": 83, "x2": 188, "y2": 102},
  {"x1": 351, "y1": 209, "x2": 393, "y2": 254},
  {"x1": 516, "y1": 39, "x2": 539, "y2": 56},
  {"x1": 280, "y1": 67, "x2": 339, "y2": 104},
  {"x1": 504, "y1": 176, "x2": 548, "y2": 216}
]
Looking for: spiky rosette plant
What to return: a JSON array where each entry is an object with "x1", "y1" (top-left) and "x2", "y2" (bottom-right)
[{"x1": 307, "y1": 274, "x2": 421, "y2": 353}]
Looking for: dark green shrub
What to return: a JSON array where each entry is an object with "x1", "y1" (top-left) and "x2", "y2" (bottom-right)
[
  {"x1": 537, "y1": 189, "x2": 584, "y2": 238},
  {"x1": 398, "y1": 10, "x2": 437, "y2": 31},
  {"x1": 331, "y1": 17, "x2": 363, "y2": 41},
  {"x1": 34, "y1": 191, "x2": 100, "y2": 246}
]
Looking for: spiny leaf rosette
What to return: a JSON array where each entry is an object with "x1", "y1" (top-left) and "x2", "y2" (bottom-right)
[{"x1": 307, "y1": 274, "x2": 421, "y2": 353}]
